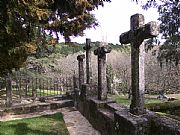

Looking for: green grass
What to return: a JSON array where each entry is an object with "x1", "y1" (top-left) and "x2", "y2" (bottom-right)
[
  {"x1": 112, "y1": 95, "x2": 130, "y2": 106},
  {"x1": 112, "y1": 95, "x2": 180, "y2": 120},
  {"x1": 0, "y1": 113, "x2": 69, "y2": 135},
  {"x1": 145, "y1": 100, "x2": 180, "y2": 111},
  {"x1": 10, "y1": 88, "x2": 66, "y2": 97},
  {"x1": 112, "y1": 95, "x2": 163, "y2": 106},
  {"x1": 30, "y1": 89, "x2": 66, "y2": 97},
  {"x1": 156, "y1": 112, "x2": 180, "y2": 121}
]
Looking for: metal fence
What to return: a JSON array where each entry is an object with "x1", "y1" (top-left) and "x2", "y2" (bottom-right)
[
  {"x1": 0, "y1": 74, "x2": 73, "y2": 107},
  {"x1": 11, "y1": 76, "x2": 73, "y2": 98}
]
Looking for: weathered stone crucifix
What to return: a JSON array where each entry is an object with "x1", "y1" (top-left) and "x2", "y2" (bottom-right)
[
  {"x1": 83, "y1": 38, "x2": 92, "y2": 84},
  {"x1": 77, "y1": 54, "x2": 85, "y2": 90},
  {"x1": 94, "y1": 46, "x2": 111, "y2": 100},
  {"x1": 119, "y1": 14, "x2": 159, "y2": 115}
]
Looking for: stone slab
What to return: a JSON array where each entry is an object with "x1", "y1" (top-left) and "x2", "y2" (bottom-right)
[{"x1": 114, "y1": 110, "x2": 148, "y2": 135}]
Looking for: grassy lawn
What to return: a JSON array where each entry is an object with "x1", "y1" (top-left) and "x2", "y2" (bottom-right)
[
  {"x1": 31, "y1": 89, "x2": 66, "y2": 97},
  {"x1": 0, "y1": 113, "x2": 69, "y2": 135},
  {"x1": 156, "y1": 112, "x2": 180, "y2": 121},
  {"x1": 111, "y1": 94, "x2": 163, "y2": 106},
  {"x1": 112, "y1": 94, "x2": 180, "y2": 120}
]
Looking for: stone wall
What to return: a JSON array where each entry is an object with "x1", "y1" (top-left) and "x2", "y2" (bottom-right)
[
  {"x1": 75, "y1": 34, "x2": 180, "y2": 134},
  {"x1": 0, "y1": 95, "x2": 74, "y2": 117},
  {"x1": 75, "y1": 91, "x2": 180, "y2": 135}
]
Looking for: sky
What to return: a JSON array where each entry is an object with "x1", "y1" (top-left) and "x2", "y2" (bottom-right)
[{"x1": 70, "y1": 0, "x2": 159, "y2": 44}]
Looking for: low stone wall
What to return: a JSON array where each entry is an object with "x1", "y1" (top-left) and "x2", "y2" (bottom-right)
[
  {"x1": 76, "y1": 93, "x2": 180, "y2": 135},
  {"x1": 0, "y1": 96, "x2": 74, "y2": 117},
  {"x1": 145, "y1": 111, "x2": 180, "y2": 135}
]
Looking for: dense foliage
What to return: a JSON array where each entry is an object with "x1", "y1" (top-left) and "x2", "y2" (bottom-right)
[
  {"x1": 0, "y1": 0, "x2": 111, "y2": 76},
  {"x1": 139, "y1": 0, "x2": 180, "y2": 65}
]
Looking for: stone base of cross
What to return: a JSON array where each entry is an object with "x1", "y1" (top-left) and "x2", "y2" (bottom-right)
[{"x1": 119, "y1": 14, "x2": 160, "y2": 115}]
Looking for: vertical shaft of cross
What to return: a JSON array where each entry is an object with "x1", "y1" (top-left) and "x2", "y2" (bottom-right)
[
  {"x1": 83, "y1": 38, "x2": 92, "y2": 84},
  {"x1": 94, "y1": 46, "x2": 111, "y2": 100},
  {"x1": 77, "y1": 55, "x2": 85, "y2": 90},
  {"x1": 130, "y1": 14, "x2": 145, "y2": 115},
  {"x1": 131, "y1": 43, "x2": 145, "y2": 114}
]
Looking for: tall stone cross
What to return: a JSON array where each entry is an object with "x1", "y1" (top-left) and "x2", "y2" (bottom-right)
[
  {"x1": 83, "y1": 38, "x2": 92, "y2": 84},
  {"x1": 77, "y1": 54, "x2": 85, "y2": 90},
  {"x1": 119, "y1": 14, "x2": 160, "y2": 115},
  {"x1": 94, "y1": 46, "x2": 111, "y2": 100}
]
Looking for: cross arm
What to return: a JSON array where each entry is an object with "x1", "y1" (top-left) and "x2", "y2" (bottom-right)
[
  {"x1": 119, "y1": 21, "x2": 160, "y2": 44},
  {"x1": 94, "y1": 46, "x2": 111, "y2": 56},
  {"x1": 141, "y1": 21, "x2": 160, "y2": 39},
  {"x1": 119, "y1": 31, "x2": 131, "y2": 44},
  {"x1": 77, "y1": 54, "x2": 85, "y2": 61}
]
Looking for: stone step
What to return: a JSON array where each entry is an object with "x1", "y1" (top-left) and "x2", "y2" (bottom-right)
[
  {"x1": 48, "y1": 100, "x2": 74, "y2": 110},
  {"x1": 1, "y1": 99, "x2": 74, "y2": 116}
]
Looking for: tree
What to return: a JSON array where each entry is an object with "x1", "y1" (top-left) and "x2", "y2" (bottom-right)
[
  {"x1": 136, "y1": 0, "x2": 180, "y2": 65},
  {"x1": 0, "y1": 0, "x2": 111, "y2": 76}
]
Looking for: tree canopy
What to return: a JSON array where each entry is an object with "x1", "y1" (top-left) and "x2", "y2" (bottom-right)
[
  {"x1": 0, "y1": 0, "x2": 111, "y2": 76},
  {"x1": 140, "y1": 0, "x2": 179, "y2": 65}
]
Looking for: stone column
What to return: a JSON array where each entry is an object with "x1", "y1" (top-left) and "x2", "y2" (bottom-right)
[
  {"x1": 94, "y1": 46, "x2": 111, "y2": 100},
  {"x1": 77, "y1": 54, "x2": 85, "y2": 90},
  {"x1": 83, "y1": 38, "x2": 92, "y2": 84},
  {"x1": 73, "y1": 74, "x2": 79, "y2": 107}
]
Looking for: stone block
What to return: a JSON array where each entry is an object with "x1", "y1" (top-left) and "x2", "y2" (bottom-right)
[
  {"x1": 80, "y1": 84, "x2": 89, "y2": 100},
  {"x1": 38, "y1": 103, "x2": 50, "y2": 111},
  {"x1": 50, "y1": 100, "x2": 73, "y2": 110},
  {"x1": 11, "y1": 106, "x2": 24, "y2": 115},
  {"x1": 145, "y1": 111, "x2": 180, "y2": 135},
  {"x1": 22, "y1": 105, "x2": 38, "y2": 114},
  {"x1": 0, "y1": 109, "x2": 3, "y2": 117},
  {"x1": 86, "y1": 98, "x2": 116, "y2": 132},
  {"x1": 89, "y1": 98, "x2": 115, "y2": 109},
  {"x1": 114, "y1": 110, "x2": 148, "y2": 135},
  {"x1": 97, "y1": 108, "x2": 116, "y2": 135},
  {"x1": 106, "y1": 102, "x2": 128, "y2": 112}
]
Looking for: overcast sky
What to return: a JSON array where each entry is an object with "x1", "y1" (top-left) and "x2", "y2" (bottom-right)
[{"x1": 70, "y1": 0, "x2": 159, "y2": 44}]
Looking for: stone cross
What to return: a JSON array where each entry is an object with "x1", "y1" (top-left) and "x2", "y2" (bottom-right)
[
  {"x1": 77, "y1": 54, "x2": 85, "y2": 90},
  {"x1": 119, "y1": 14, "x2": 159, "y2": 115},
  {"x1": 83, "y1": 38, "x2": 92, "y2": 84},
  {"x1": 94, "y1": 46, "x2": 111, "y2": 100}
]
